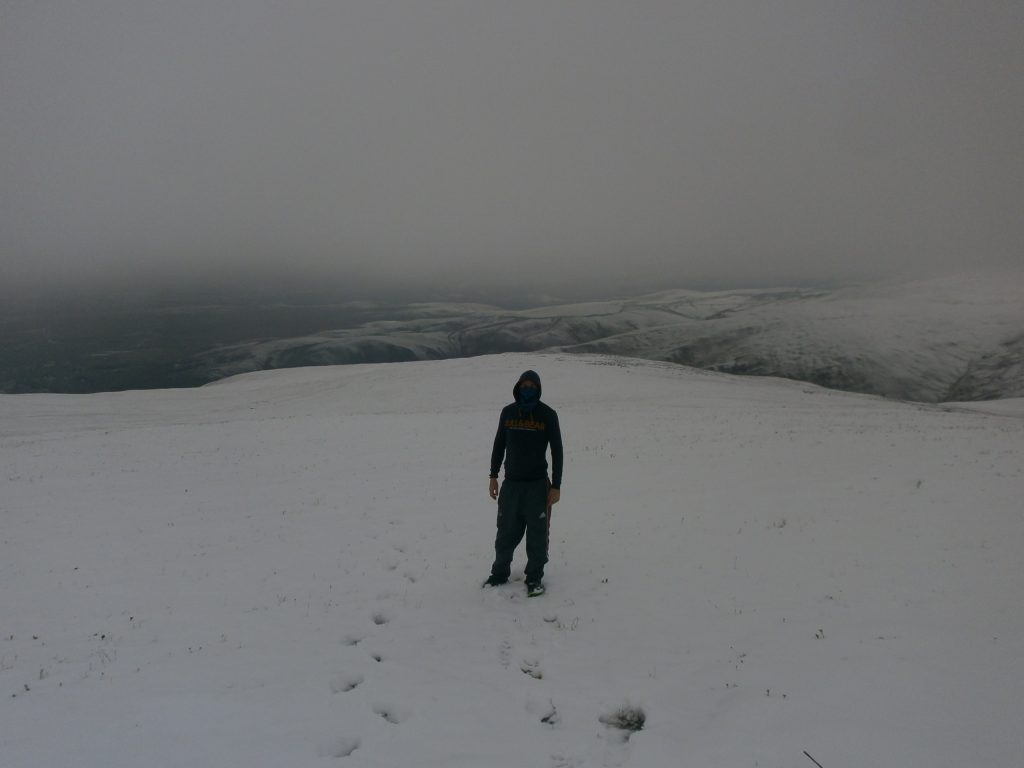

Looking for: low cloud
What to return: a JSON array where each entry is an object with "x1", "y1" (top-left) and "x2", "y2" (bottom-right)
[{"x1": 2, "y1": 1, "x2": 1021, "y2": 303}]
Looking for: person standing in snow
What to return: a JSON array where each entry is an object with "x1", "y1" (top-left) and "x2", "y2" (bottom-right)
[{"x1": 484, "y1": 370, "x2": 563, "y2": 596}]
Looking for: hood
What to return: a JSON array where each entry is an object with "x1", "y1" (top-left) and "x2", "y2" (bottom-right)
[{"x1": 513, "y1": 369, "x2": 542, "y2": 403}]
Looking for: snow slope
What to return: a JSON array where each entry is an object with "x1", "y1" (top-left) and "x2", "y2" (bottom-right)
[
  {"x1": 193, "y1": 273, "x2": 1024, "y2": 402},
  {"x1": 1, "y1": 354, "x2": 1022, "y2": 767}
]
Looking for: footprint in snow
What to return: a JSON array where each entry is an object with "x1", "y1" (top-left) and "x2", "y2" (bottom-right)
[
  {"x1": 520, "y1": 657, "x2": 544, "y2": 680},
  {"x1": 527, "y1": 697, "x2": 561, "y2": 727},
  {"x1": 341, "y1": 633, "x2": 365, "y2": 647},
  {"x1": 317, "y1": 736, "x2": 360, "y2": 759},
  {"x1": 550, "y1": 753, "x2": 583, "y2": 768},
  {"x1": 372, "y1": 702, "x2": 410, "y2": 724},
  {"x1": 371, "y1": 610, "x2": 391, "y2": 626},
  {"x1": 540, "y1": 703, "x2": 560, "y2": 726},
  {"x1": 329, "y1": 673, "x2": 364, "y2": 694},
  {"x1": 499, "y1": 638, "x2": 512, "y2": 669}
]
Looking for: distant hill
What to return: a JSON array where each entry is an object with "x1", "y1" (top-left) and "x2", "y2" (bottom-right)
[{"x1": 193, "y1": 273, "x2": 1023, "y2": 402}]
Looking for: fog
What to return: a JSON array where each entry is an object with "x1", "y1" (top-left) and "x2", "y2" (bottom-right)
[{"x1": 2, "y1": 1, "x2": 1021, "y2": 304}]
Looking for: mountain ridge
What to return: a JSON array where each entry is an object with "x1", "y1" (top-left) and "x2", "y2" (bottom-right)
[{"x1": 194, "y1": 273, "x2": 1023, "y2": 402}]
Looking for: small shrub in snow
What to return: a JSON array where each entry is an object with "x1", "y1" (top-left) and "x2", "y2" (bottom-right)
[{"x1": 599, "y1": 703, "x2": 646, "y2": 733}]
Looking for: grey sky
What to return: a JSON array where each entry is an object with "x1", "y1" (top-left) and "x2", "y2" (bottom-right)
[{"x1": 2, "y1": 1, "x2": 1021, "y2": 301}]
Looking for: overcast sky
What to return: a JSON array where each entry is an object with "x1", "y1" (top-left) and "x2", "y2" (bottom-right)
[{"x1": 2, "y1": 1, "x2": 1021, "y2": 302}]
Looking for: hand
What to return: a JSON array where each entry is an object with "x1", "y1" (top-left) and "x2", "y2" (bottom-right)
[
  {"x1": 547, "y1": 488, "x2": 561, "y2": 506},
  {"x1": 489, "y1": 477, "x2": 499, "y2": 500}
]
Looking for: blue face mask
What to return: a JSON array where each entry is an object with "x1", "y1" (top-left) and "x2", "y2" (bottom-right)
[{"x1": 518, "y1": 386, "x2": 538, "y2": 406}]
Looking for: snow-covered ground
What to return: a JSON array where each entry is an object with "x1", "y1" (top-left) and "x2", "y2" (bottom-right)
[{"x1": 1, "y1": 354, "x2": 1021, "y2": 767}]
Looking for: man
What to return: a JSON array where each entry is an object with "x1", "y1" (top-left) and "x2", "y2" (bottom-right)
[{"x1": 484, "y1": 369, "x2": 563, "y2": 596}]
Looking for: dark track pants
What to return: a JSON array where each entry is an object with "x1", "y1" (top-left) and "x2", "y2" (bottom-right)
[{"x1": 490, "y1": 478, "x2": 551, "y2": 583}]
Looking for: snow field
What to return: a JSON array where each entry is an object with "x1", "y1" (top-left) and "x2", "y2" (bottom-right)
[{"x1": 1, "y1": 354, "x2": 1022, "y2": 767}]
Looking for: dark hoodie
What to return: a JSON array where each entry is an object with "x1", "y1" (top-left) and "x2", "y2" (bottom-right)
[{"x1": 489, "y1": 370, "x2": 563, "y2": 488}]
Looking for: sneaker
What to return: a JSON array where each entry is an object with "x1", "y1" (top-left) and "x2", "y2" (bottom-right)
[
  {"x1": 482, "y1": 575, "x2": 508, "y2": 588},
  {"x1": 526, "y1": 581, "x2": 545, "y2": 597}
]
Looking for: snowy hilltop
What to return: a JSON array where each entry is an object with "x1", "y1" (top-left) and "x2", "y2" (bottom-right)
[
  {"x1": 1, "y1": 354, "x2": 1022, "y2": 767},
  {"x1": 194, "y1": 272, "x2": 1024, "y2": 403}
]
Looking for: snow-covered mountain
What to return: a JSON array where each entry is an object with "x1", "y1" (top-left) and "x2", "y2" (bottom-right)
[
  {"x1": 2, "y1": 354, "x2": 1022, "y2": 767},
  {"x1": 193, "y1": 273, "x2": 1024, "y2": 402}
]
